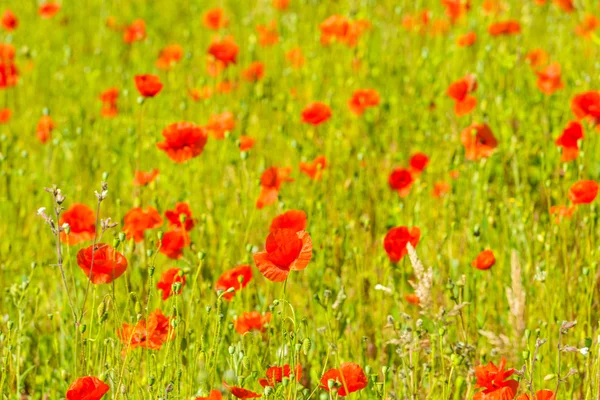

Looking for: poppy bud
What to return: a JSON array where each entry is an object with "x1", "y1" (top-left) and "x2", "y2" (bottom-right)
[
  {"x1": 97, "y1": 300, "x2": 106, "y2": 319},
  {"x1": 228, "y1": 346, "x2": 235, "y2": 355},
  {"x1": 198, "y1": 251, "x2": 206, "y2": 260},
  {"x1": 158, "y1": 231, "x2": 164, "y2": 240},
  {"x1": 118, "y1": 232, "x2": 126, "y2": 242},
  {"x1": 263, "y1": 386, "x2": 273, "y2": 396},
  {"x1": 302, "y1": 338, "x2": 311, "y2": 355},
  {"x1": 79, "y1": 324, "x2": 87, "y2": 334},
  {"x1": 240, "y1": 151, "x2": 249, "y2": 160},
  {"x1": 438, "y1": 327, "x2": 446, "y2": 336},
  {"x1": 7, "y1": 320, "x2": 14, "y2": 330},
  {"x1": 522, "y1": 350, "x2": 530, "y2": 359},
  {"x1": 172, "y1": 281, "x2": 182, "y2": 293},
  {"x1": 146, "y1": 249, "x2": 153, "y2": 257},
  {"x1": 544, "y1": 374, "x2": 556, "y2": 381},
  {"x1": 149, "y1": 376, "x2": 156, "y2": 386},
  {"x1": 134, "y1": 301, "x2": 142, "y2": 315},
  {"x1": 129, "y1": 292, "x2": 138, "y2": 302},
  {"x1": 113, "y1": 238, "x2": 120, "y2": 247},
  {"x1": 63, "y1": 223, "x2": 71, "y2": 235},
  {"x1": 149, "y1": 266, "x2": 155, "y2": 277},
  {"x1": 282, "y1": 377, "x2": 289, "y2": 387}
]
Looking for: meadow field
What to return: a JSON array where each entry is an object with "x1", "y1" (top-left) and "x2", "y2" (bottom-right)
[{"x1": 1, "y1": 0, "x2": 600, "y2": 398}]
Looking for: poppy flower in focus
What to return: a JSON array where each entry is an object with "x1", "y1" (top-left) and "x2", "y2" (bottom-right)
[
  {"x1": 239, "y1": 135, "x2": 255, "y2": 151},
  {"x1": 99, "y1": 87, "x2": 119, "y2": 118},
  {"x1": 270, "y1": 210, "x2": 307, "y2": 232},
  {"x1": 457, "y1": 31, "x2": 476, "y2": 47},
  {"x1": 259, "y1": 364, "x2": 302, "y2": 387},
  {"x1": 215, "y1": 265, "x2": 253, "y2": 300},
  {"x1": 299, "y1": 155, "x2": 327, "y2": 180},
  {"x1": 1, "y1": 9, "x2": 17, "y2": 31},
  {"x1": 234, "y1": 311, "x2": 272, "y2": 335},
  {"x1": 123, "y1": 19, "x2": 146, "y2": 44},
  {"x1": 441, "y1": 0, "x2": 471, "y2": 24},
  {"x1": 195, "y1": 390, "x2": 223, "y2": 400},
  {"x1": 59, "y1": 203, "x2": 96, "y2": 244},
  {"x1": 575, "y1": 15, "x2": 598, "y2": 38},
  {"x1": 535, "y1": 62, "x2": 564, "y2": 95},
  {"x1": 36, "y1": 115, "x2": 54, "y2": 144},
  {"x1": 66, "y1": 376, "x2": 109, "y2": 400},
  {"x1": 208, "y1": 36, "x2": 239, "y2": 67},
  {"x1": 301, "y1": 102, "x2": 332, "y2": 125},
  {"x1": 447, "y1": 74, "x2": 478, "y2": 116},
  {"x1": 549, "y1": 205, "x2": 575, "y2": 224},
  {"x1": 286, "y1": 47, "x2": 305, "y2": 68},
  {"x1": 320, "y1": 363, "x2": 368, "y2": 397},
  {"x1": 405, "y1": 294, "x2": 420, "y2": 304},
  {"x1": 133, "y1": 169, "x2": 159, "y2": 186},
  {"x1": 0, "y1": 108, "x2": 11, "y2": 123},
  {"x1": 474, "y1": 357, "x2": 518, "y2": 397},
  {"x1": 515, "y1": 390, "x2": 555, "y2": 400},
  {"x1": 472, "y1": 249, "x2": 496, "y2": 270},
  {"x1": 39, "y1": 2, "x2": 60, "y2": 19},
  {"x1": 555, "y1": 121, "x2": 583, "y2": 162},
  {"x1": 409, "y1": 152, "x2": 429, "y2": 174},
  {"x1": 134, "y1": 74, "x2": 163, "y2": 98},
  {"x1": 460, "y1": 123, "x2": 498, "y2": 160},
  {"x1": 157, "y1": 267, "x2": 186, "y2": 300},
  {"x1": 569, "y1": 180, "x2": 598, "y2": 204},
  {"x1": 383, "y1": 226, "x2": 420, "y2": 263},
  {"x1": 203, "y1": 8, "x2": 229, "y2": 30},
  {"x1": 159, "y1": 230, "x2": 188, "y2": 259},
  {"x1": 254, "y1": 229, "x2": 312, "y2": 282},
  {"x1": 156, "y1": 44, "x2": 184, "y2": 70},
  {"x1": 165, "y1": 202, "x2": 195, "y2": 231},
  {"x1": 488, "y1": 20, "x2": 521, "y2": 36},
  {"x1": 123, "y1": 207, "x2": 163, "y2": 242},
  {"x1": 432, "y1": 182, "x2": 451, "y2": 198},
  {"x1": 257, "y1": 21, "x2": 279, "y2": 46},
  {"x1": 348, "y1": 89, "x2": 380, "y2": 115},
  {"x1": 526, "y1": 49, "x2": 548, "y2": 69},
  {"x1": 76, "y1": 243, "x2": 128, "y2": 284},
  {"x1": 256, "y1": 167, "x2": 293, "y2": 209},
  {"x1": 242, "y1": 62, "x2": 265, "y2": 82},
  {"x1": 156, "y1": 122, "x2": 208, "y2": 163},
  {"x1": 118, "y1": 309, "x2": 173, "y2": 351},
  {"x1": 388, "y1": 168, "x2": 414, "y2": 197},
  {"x1": 571, "y1": 91, "x2": 600, "y2": 122}
]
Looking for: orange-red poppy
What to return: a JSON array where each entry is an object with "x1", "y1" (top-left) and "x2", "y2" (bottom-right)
[
  {"x1": 473, "y1": 358, "x2": 518, "y2": 398},
  {"x1": 156, "y1": 44, "x2": 184, "y2": 70},
  {"x1": 123, "y1": 207, "x2": 163, "y2": 242},
  {"x1": 99, "y1": 87, "x2": 119, "y2": 118},
  {"x1": 472, "y1": 249, "x2": 496, "y2": 270},
  {"x1": 215, "y1": 80, "x2": 237, "y2": 94},
  {"x1": 516, "y1": 390, "x2": 555, "y2": 400},
  {"x1": 203, "y1": 8, "x2": 229, "y2": 30},
  {"x1": 383, "y1": 226, "x2": 420, "y2": 263},
  {"x1": 205, "y1": 111, "x2": 235, "y2": 139},
  {"x1": 553, "y1": 0, "x2": 574, "y2": 13},
  {"x1": 460, "y1": 123, "x2": 498, "y2": 160},
  {"x1": 215, "y1": 265, "x2": 253, "y2": 300},
  {"x1": 575, "y1": 15, "x2": 598, "y2": 38},
  {"x1": 165, "y1": 202, "x2": 195, "y2": 231},
  {"x1": 457, "y1": 31, "x2": 476, "y2": 47},
  {"x1": 286, "y1": 47, "x2": 305, "y2": 68},
  {"x1": 234, "y1": 311, "x2": 272, "y2": 335},
  {"x1": 569, "y1": 180, "x2": 598, "y2": 204},
  {"x1": 526, "y1": 49, "x2": 548, "y2": 69},
  {"x1": 571, "y1": 91, "x2": 600, "y2": 121},
  {"x1": 157, "y1": 268, "x2": 186, "y2": 300},
  {"x1": 348, "y1": 89, "x2": 380, "y2": 115},
  {"x1": 432, "y1": 182, "x2": 451, "y2": 198},
  {"x1": 441, "y1": 0, "x2": 471, "y2": 23},
  {"x1": 134, "y1": 74, "x2": 163, "y2": 98},
  {"x1": 39, "y1": 2, "x2": 60, "y2": 19},
  {"x1": 299, "y1": 155, "x2": 327, "y2": 180},
  {"x1": 208, "y1": 36, "x2": 239, "y2": 67},
  {"x1": 123, "y1": 19, "x2": 146, "y2": 44},
  {"x1": 257, "y1": 21, "x2": 279, "y2": 46},
  {"x1": 388, "y1": 168, "x2": 414, "y2": 197},
  {"x1": 76, "y1": 243, "x2": 128, "y2": 284},
  {"x1": 270, "y1": 210, "x2": 307, "y2": 232},
  {"x1": 118, "y1": 309, "x2": 173, "y2": 351},
  {"x1": 1, "y1": 9, "x2": 17, "y2": 31},
  {"x1": 156, "y1": 122, "x2": 208, "y2": 163},
  {"x1": 273, "y1": 0, "x2": 290, "y2": 10},
  {"x1": 223, "y1": 382, "x2": 262, "y2": 399},
  {"x1": 301, "y1": 102, "x2": 332, "y2": 125},
  {"x1": 549, "y1": 205, "x2": 575, "y2": 223},
  {"x1": 482, "y1": 0, "x2": 504, "y2": 16},
  {"x1": 36, "y1": 115, "x2": 54, "y2": 144},
  {"x1": 195, "y1": 390, "x2": 223, "y2": 400},
  {"x1": 254, "y1": 229, "x2": 312, "y2": 282},
  {"x1": 242, "y1": 62, "x2": 265, "y2": 82},
  {"x1": 409, "y1": 152, "x2": 429, "y2": 174},
  {"x1": 320, "y1": 15, "x2": 350, "y2": 45},
  {"x1": 259, "y1": 364, "x2": 302, "y2": 387},
  {"x1": 189, "y1": 86, "x2": 213, "y2": 102},
  {"x1": 405, "y1": 294, "x2": 420, "y2": 304},
  {"x1": 66, "y1": 376, "x2": 109, "y2": 400},
  {"x1": 447, "y1": 74, "x2": 478, "y2": 116},
  {"x1": 535, "y1": 62, "x2": 564, "y2": 95},
  {"x1": 0, "y1": 108, "x2": 11, "y2": 123},
  {"x1": 256, "y1": 167, "x2": 293, "y2": 209},
  {"x1": 133, "y1": 169, "x2": 159, "y2": 186},
  {"x1": 320, "y1": 363, "x2": 368, "y2": 396},
  {"x1": 555, "y1": 121, "x2": 583, "y2": 162},
  {"x1": 239, "y1": 135, "x2": 255, "y2": 151},
  {"x1": 59, "y1": 203, "x2": 96, "y2": 244},
  {"x1": 488, "y1": 20, "x2": 521, "y2": 36},
  {"x1": 159, "y1": 230, "x2": 188, "y2": 259}
]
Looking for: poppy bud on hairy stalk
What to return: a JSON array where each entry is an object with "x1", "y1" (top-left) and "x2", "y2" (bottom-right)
[
  {"x1": 263, "y1": 386, "x2": 273, "y2": 396},
  {"x1": 149, "y1": 266, "x2": 155, "y2": 277},
  {"x1": 302, "y1": 338, "x2": 311, "y2": 355},
  {"x1": 197, "y1": 251, "x2": 206, "y2": 260}
]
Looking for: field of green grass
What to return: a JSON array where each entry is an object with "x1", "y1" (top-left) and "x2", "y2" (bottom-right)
[{"x1": 1, "y1": 0, "x2": 600, "y2": 399}]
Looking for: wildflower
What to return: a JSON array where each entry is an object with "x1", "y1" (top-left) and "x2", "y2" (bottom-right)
[
  {"x1": 301, "y1": 102, "x2": 332, "y2": 125},
  {"x1": 123, "y1": 207, "x2": 163, "y2": 242},
  {"x1": 258, "y1": 364, "x2": 302, "y2": 387},
  {"x1": 569, "y1": 180, "x2": 598, "y2": 204},
  {"x1": 409, "y1": 152, "x2": 429, "y2": 174},
  {"x1": 39, "y1": 2, "x2": 60, "y2": 19},
  {"x1": 76, "y1": 243, "x2": 128, "y2": 284},
  {"x1": 555, "y1": 121, "x2": 583, "y2": 162},
  {"x1": 66, "y1": 376, "x2": 109, "y2": 400},
  {"x1": 36, "y1": 115, "x2": 54, "y2": 144},
  {"x1": 157, "y1": 268, "x2": 186, "y2": 300},
  {"x1": 159, "y1": 230, "x2": 188, "y2": 259},
  {"x1": 473, "y1": 250, "x2": 496, "y2": 270},
  {"x1": 205, "y1": 112, "x2": 235, "y2": 139},
  {"x1": 133, "y1": 169, "x2": 159, "y2": 186},
  {"x1": 536, "y1": 62, "x2": 564, "y2": 95},
  {"x1": 457, "y1": 31, "x2": 476, "y2": 47},
  {"x1": 59, "y1": 204, "x2": 96, "y2": 244},
  {"x1": 526, "y1": 49, "x2": 548, "y2": 69},
  {"x1": 488, "y1": 20, "x2": 521, "y2": 36},
  {"x1": 165, "y1": 202, "x2": 195, "y2": 231},
  {"x1": 254, "y1": 229, "x2": 312, "y2": 282},
  {"x1": 383, "y1": 226, "x2": 420, "y2": 263},
  {"x1": 242, "y1": 62, "x2": 265, "y2": 82},
  {"x1": 299, "y1": 156, "x2": 327, "y2": 180},
  {"x1": 320, "y1": 363, "x2": 368, "y2": 396},
  {"x1": 119, "y1": 309, "x2": 173, "y2": 351},
  {"x1": 256, "y1": 167, "x2": 293, "y2": 209},
  {"x1": 286, "y1": 47, "x2": 305, "y2": 68},
  {"x1": 348, "y1": 89, "x2": 380, "y2": 115},
  {"x1": 134, "y1": 74, "x2": 163, "y2": 97},
  {"x1": 215, "y1": 265, "x2": 253, "y2": 300},
  {"x1": 474, "y1": 357, "x2": 518, "y2": 397},
  {"x1": 270, "y1": 210, "x2": 307, "y2": 232},
  {"x1": 234, "y1": 311, "x2": 271, "y2": 334},
  {"x1": 123, "y1": 19, "x2": 146, "y2": 44},
  {"x1": 239, "y1": 136, "x2": 255, "y2": 151},
  {"x1": 388, "y1": 168, "x2": 414, "y2": 197},
  {"x1": 156, "y1": 44, "x2": 184, "y2": 70},
  {"x1": 208, "y1": 36, "x2": 239, "y2": 67},
  {"x1": 447, "y1": 74, "x2": 477, "y2": 116},
  {"x1": 156, "y1": 122, "x2": 208, "y2": 163},
  {"x1": 460, "y1": 123, "x2": 498, "y2": 160},
  {"x1": 1, "y1": 9, "x2": 18, "y2": 31},
  {"x1": 203, "y1": 8, "x2": 228, "y2": 30},
  {"x1": 257, "y1": 21, "x2": 279, "y2": 46}
]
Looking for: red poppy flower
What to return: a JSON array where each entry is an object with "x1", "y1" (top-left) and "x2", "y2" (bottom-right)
[
  {"x1": 39, "y1": 2, "x2": 60, "y2": 19},
  {"x1": 118, "y1": 309, "x2": 173, "y2": 351},
  {"x1": 99, "y1": 87, "x2": 119, "y2": 118},
  {"x1": 156, "y1": 44, "x2": 184, "y2": 70},
  {"x1": 123, "y1": 207, "x2": 163, "y2": 242},
  {"x1": 441, "y1": 0, "x2": 470, "y2": 24},
  {"x1": 550, "y1": 205, "x2": 576, "y2": 223},
  {"x1": 576, "y1": 15, "x2": 598, "y2": 38},
  {"x1": 165, "y1": 202, "x2": 195, "y2": 231},
  {"x1": 159, "y1": 230, "x2": 188, "y2": 259},
  {"x1": 257, "y1": 21, "x2": 279, "y2": 47},
  {"x1": 516, "y1": 390, "x2": 555, "y2": 400},
  {"x1": 571, "y1": 91, "x2": 600, "y2": 121},
  {"x1": 123, "y1": 19, "x2": 146, "y2": 44},
  {"x1": 76, "y1": 243, "x2": 128, "y2": 284},
  {"x1": 526, "y1": 49, "x2": 548, "y2": 69},
  {"x1": 1, "y1": 9, "x2": 18, "y2": 31},
  {"x1": 474, "y1": 357, "x2": 518, "y2": 396},
  {"x1": 273, "y1": 0, "x2": 290, "y2": 10},
  {"x1": 447, "y1": 74, "x2": 477, "y2": 116},
  {"x1": 472, "y1": 250, "x2": 496, "y2": 270},
  {"x1": 457, "y1": 31, "x2": 476, "y2": 47},
  {"x1": 254, "y1": 229, "x2": 312, "y2": 282},
  {"x1": 474, "y1": 386, "x2": 516, "y2": 400},
  {"x1": 488, "y1": 20, "x2": 521, "y2": 36},
  {"x1": 301, "y1": 102, "x2": 332, "y2": 125},
  {"x1": 348, "y1": 89, "x2": 380, "y2": 115},
  {"x1": 215, "y1": 265, "x2": 253, "y2": 300},
  {"x1": 383, "y1": 226, "x2": 420, "y2": 263},
  {"x1": 66, "y1": 376, "x2": 109, "y2": 400},
  {"x1": 409, "y1": 152, "x2": 429, "y2": 174},
  {"x1": 299, "y1": 156, "x2": 327, "y2": 180},
  {"x1": 189, "y1": 86, "x2": 213, "y2": 102},
  {"x1": 208, "y1": 36, "x2": 239, "y2": 67},
  {"x1": 553, "y1": 0, "x2": 574, "y2": 12},
  {"x1": 156, "y1": 122, "x2": 208, "y2": 163},
  {"x1": 0, "y1": 60, "x2": 18, "y2": 89},
  {"x1": 203, "y1": 8, "x2": 229, "y2": 30},
  {"x1": 320, "y1": 15, "x2": 350, "y2": 45},
  {"x1": 133, "y1": 169, "x2": 159, "y2": 186},
  {"x1": 555, "y1": 121, "x2": 583, "y2": 162},
  {"x1": 405, "y1": 294, "x2": 420, "y2": 304},
  {"x1": 216, "y1": 80, "x2": 237, "y2": 94},
  {"x1": 432, "y1": 182, "x2": 451, "y2": 198},
  {"x1": 242, "y1": 62, "x2": 265, "y2": 82},
  {"x1": 536, "y1": 62, "x2": 564, "y2": 95},
  {"x1": 223, "y1": 382, "x2": 262, "y2": 399},
  {"x1": 134, "y1": 74, "x2": 163, "y2": 98},
  {"x1": 59, "y1": 203, "x2": 96, "y2": 244},
  {"x1": 0, "y1": 108, "x2": 11, "y2": 123},
  {"x1": 320, "y1": 363, "x2": 368, "y2": 397},
  {"x1": 234, "y1": 311, "x2": 272, "y2": 335},
  {"x1": 36, "y1": 115, "x2": 54, "y2": 144},
  {"x1": 205, "y1": 111, "x2": 235, "y2": 139},
  {"x1": 569, "y1": 180, "x2": 599, "y2": 204},
  {"x1": 270, "y1": 210, "x2": 307, "y2": 232},
  {"x1": 157, "y1": 268, "x2": 186, "y2": 300},
  {"x1": 239, "y1": 135, "x2": 255, "y2": 151},
  {"x1": 256, "y1": 167, "x2": 293, "y2": 209},
  {"x1": 460, "y1": 123, "x2": 498, "y2": 160},
  {"x1": 195, "y1": 390, "x2": 223, "y2": 400},
  {"x1": 258, "y1": 364, "x2": 302, "y2": 387},
  {"x1": 388, "y1": 168, "x2": 414, "y2": 197},
  {"x1": 286, "y1": 47, "x2": 305, "y2": 68}
]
